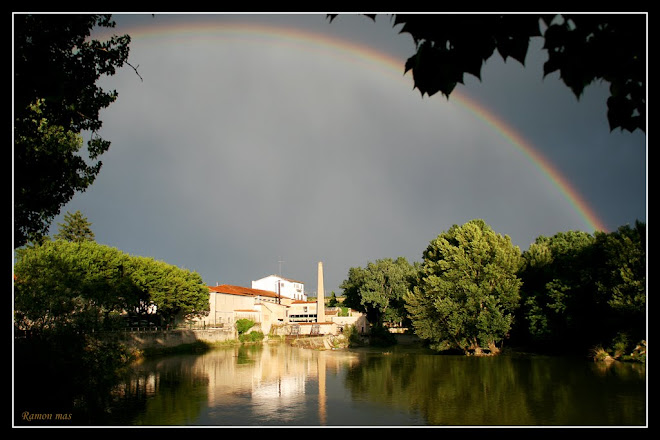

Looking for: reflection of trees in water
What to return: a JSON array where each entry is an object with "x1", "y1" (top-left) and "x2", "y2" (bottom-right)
[
  {"x1": 27, "y1": 344, "x2": 643, "y2": 426},
  {"x1": 343, "y1": 353, "x2": 646, "y2": 425},
  {"x1": 14, "y1": 336, "x2": 138, "y2": 426},
  {"x1": 113, "y1": 344, "x2": 326, "y2": 425},
  {"x1": 112, "y1": 354, "x2": 210, "y2": 425}
]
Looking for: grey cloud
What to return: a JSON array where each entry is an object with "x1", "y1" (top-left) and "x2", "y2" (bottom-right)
[{"x1": 50, "y1": 14, "x2": 645, "y2": 295}]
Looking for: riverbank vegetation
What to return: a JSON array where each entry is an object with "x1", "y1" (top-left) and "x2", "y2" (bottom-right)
[
  {"x1": 14, "y1": 15, "x2": 644, "y2": 365},
  {"x1": 341, "y1": 219, "x2": 646, "y2": 360},
  {"x1": 236, "y1": 318, "x2": 266, "y2": 343},
  {"x1": 13, "y1": 215, "x2": 213, "y2": 418},
  {"x1": 12, "y1": 218, "x2": 644, "y2": 424},
  {"x1": 14, "y1": 212, "x2": 645, "y2": 366},
  {"x1": 14, "y1": 238, "x2": 210, "y2": 335}
]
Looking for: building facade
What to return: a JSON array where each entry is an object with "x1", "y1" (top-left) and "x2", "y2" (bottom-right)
[
  {"x1": 252, "y1": 275, "x2": 306, "y2": 302},
  {"x1": 194, "y1": 283, "x2": 367, "y2": 336},
  {"x1": 204, "y1": 284, "x2": 287, "y2": 330},
  {"x1": 287, "y1": 300, "x2": 319, "y2": 323}
]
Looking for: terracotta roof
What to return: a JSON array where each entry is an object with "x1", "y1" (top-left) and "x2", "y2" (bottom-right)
[{"x1": 208, "y1": 284, "x2": 278, "y2": 298}]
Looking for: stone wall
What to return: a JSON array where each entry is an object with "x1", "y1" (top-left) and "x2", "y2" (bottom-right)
[
  {"x1": 111, "y1": 328, "x2": 237, "y2": 350},
  {"x1": 270, "y1": 322, "x2": 337, "y2": 337},
  {"x1": 287, "y1": 334, "x2": 348, "y2": 350}
]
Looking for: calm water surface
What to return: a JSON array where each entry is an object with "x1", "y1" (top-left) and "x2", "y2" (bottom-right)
[{"x1": 91, "y1": 343, "x2": 646, "y2": 426}]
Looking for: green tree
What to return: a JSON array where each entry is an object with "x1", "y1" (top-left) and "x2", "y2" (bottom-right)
[
  {"x1": 405, "y1": 219, "x2": 522, "y2": 355},
  {"x1": 14, "y1": 14, "x2": 132, "y2": 247},
  {"x1": 14, "y1": 240, "x2": 209, "y2": 334},
  {"x1": 53, "y1": 210, "x2": 96, "y2": 242},
  {"x1": 327, "y1": 291, "x2": 339, "y2": 307},
  {"x1": 516, "y1": 224, "x2": 646, "y2": 354},
  {"x1": 14, "y1": 240, "x2": 132, "y2": 334},
  {"x1": 516, "y1": 230, "x2": 598, "y2": 352},
  {"x1": 329, "y1": 14, "x2": 645, "y2": 133},
  {"x1": 340, "y1": 257, "x2": 417, "y2": 330},
  {"x1": 593, "y1": 222, "x2": 645, "y2": 317},
  {"x1": 122, "y1": 255, "x2": 209, "y2": 325},
  {"x1": 592, "y1": 221, "x2": 646, "y2": 347}
]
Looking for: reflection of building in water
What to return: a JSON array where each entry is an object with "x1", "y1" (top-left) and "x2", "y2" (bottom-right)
[
  {"x1": 251, "y1": 376, "x2": 306, "y2": 399},
  {"x1": 249, "y1": 375, "x2": 308, "y2": 419},
  {"x1": 317, "y1": 351, "x2": 327, "y2": 425},
  {"x1": 196, "y1": 345, "x2": 311, "y2": 420},
  {"x1": 195, "y1": 345, "x2": 361, "y2": 424},
  {"x1": 195, "y1": 261, "x2": 368, "y2": 335},
  {"x1": 114, "y1": 346, "x2": 364, "y2": 424}
]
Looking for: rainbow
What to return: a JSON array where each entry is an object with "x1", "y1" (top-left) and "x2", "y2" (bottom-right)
[
  {"x1": 103, "y1": 15, "x2": 609, "y2": 233},
  {"x1": 455, "y1": 94, "x2": 609, "y2": 233}
]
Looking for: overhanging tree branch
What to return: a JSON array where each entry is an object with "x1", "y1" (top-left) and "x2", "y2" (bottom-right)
[{"x1": 328, "y1": 13, "x2": 646, "y2": 133}]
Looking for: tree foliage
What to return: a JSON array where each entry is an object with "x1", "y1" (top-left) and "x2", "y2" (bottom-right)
[
  {"x1": 405, "y1": 219, "x2": 523, "y2": 354},
  {"x1": 53, "y1": 210, "x2": 96, "y2": 242},
  {"x1": 14, "y1": 240, "x2": 130, "y2": 333},
  {"x1": 329, "y1": 13, "x2": 646, "y2": 133},
  {"x1": 340, "y1": 257, "x2": 418, "y2": 329},
  {"x1": 13, "y1": 240, "x2": 209, "y2": 334},
  {"x1": 593, "y1": 221, "x2": 646, "y2": 317},
  {"x1": 337, "y1": 219, "x2": 645, "y2": 356},
  {"x1": 327, "y1": 291, "x2": 339, "y2": 307},
  {"x1": 14, "y1": 14, "x2": 131, "y2": 247},
  {"x1": 515, "y1": 223, "x2": 646, "y2": 353},
  {"x1": 516, "y1": 231, "x2": 596, "y2": 351}
]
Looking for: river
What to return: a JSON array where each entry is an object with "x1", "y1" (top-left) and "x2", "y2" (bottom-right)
[{"x1": 16, "y1": 342, "x2": 646, "y2": 427}]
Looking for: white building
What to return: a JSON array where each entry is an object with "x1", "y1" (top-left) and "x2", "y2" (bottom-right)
[
  {"x1": 202, "y1": 284, "x2": 288, "y2": 334},
  {"x1": 252, "y1": 275, "x2": 306, "y2": 302},
  {"x1": 195, "y1": 283, "x2": 367, "y2": 336}
]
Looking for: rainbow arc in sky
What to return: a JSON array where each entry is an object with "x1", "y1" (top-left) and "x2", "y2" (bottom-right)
[{"x1": 105, "y1": 18, "x2": 609, "y2": 233}]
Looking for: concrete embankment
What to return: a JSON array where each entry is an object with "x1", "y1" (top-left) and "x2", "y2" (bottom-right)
[
  {"x1": 286, "y1": 334, "x2": 348, "y2": 350},
  {"x1": 110, "y1": 328, "x2": 237, "y2": 352},
  {"x1": 111, "y1": 329, "x2": 345, "y2": 353},
  {"x1": 111, "y1": 329, "x2": 421, "y2": 354}
]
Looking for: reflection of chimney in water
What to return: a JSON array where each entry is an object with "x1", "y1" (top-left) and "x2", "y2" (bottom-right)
[
  {"x1": 317, "y1": 261, "x2": 326, "y2": 324},
  {"x1": 318, "y1": 352, "x2": 327, "y2": 425}
]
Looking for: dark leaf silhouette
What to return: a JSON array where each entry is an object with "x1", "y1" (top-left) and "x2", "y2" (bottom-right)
[
  {"x1": 329, "y1": 13, "x2": 646, "y2": 133},
  {"x1": 13, "y1": 14, "x2": 132, "y2": 247}
]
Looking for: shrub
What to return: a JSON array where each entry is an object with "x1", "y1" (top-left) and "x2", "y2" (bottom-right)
[
  {"x1": 591, "y1": 345, "x2": 613, "y2": 362},
  {"x1": 625, "y1": 340, "x2": 646, "y2": 363},
  {"x1": 344, "y1": 324, "x2": 364, "y2": 347},
  {"x1": 235, "y1": 318, "x2": 255, "y2": 335},
  {"x1": 610, "y1": 332, "x2": 631, "y2": 359},
  {"x1": 368, "y1": 324, "x2": 397, "y2": 347},
  {"x1": 239, "y1": 331, "x2": 264, "y2": 343}
]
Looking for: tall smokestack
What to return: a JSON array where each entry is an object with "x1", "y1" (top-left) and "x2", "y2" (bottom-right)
[{"x1": 317, "y1": 261, "x2": 326, "y2": 324}]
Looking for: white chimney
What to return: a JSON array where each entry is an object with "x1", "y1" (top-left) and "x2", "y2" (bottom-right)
[{"x1": 317, "y1": 261, "x2": 326, "y2": 324}]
